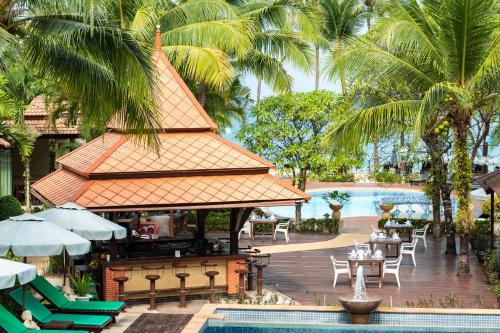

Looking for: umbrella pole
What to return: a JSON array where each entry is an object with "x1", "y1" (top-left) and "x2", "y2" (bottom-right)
[
  {"x1": 63, "y1": 249, "x2": 67, "y2": 286},
  {"x1": 22, "y1": 257, "x2": 27, "y2": 312}
]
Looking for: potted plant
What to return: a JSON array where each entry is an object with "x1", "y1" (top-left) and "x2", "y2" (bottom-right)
[
  {"x1": 322, "y1": 191, "x2": 351, "y2": 221},
  {"x1": 71, "y1": 273, "x2": 93, "y2": 301}
]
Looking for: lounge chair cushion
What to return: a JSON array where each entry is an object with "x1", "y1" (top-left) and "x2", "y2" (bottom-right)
[
  {"x1": 0, "y1": 304, "x2": 88, "y2": 333},
  {"x1": 9, "y1": 288, "x2": 111, "y2": 327},
  {"x1": 30, "y1": 276, "x2": 124, "y2": 312}
]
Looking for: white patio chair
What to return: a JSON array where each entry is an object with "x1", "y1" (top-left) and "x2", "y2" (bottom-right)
[
  {"x1": 330, "y1": 255, "x2": 350, "y2": 288},
  {"x1": 354, "y1": 239, "x2": 371, "y2": 252},
  {"x1": 238, "y1": 221, "x2": 252, "y2": 239},
  {"x1": 274, "y1": 220, "x2": 290, "y2": 242},
  {"x1": 383, "y1": 255, "x2": 402, "y2": 288},
  {"x1": 401, "y1": 238, "x2": 418, "y2": 267},
  {"x1": 413, "y1": 223, "x2": 430, "y2": 249}
]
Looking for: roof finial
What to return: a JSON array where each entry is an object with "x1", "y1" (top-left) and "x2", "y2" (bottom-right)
[{"x1": 155, "y1": 24, "x2": 161, "y2": 50}]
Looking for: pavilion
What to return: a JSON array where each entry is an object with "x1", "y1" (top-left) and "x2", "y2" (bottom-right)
[{"x1": 31, "y1": 28, "x2": 309, "y2": 301}]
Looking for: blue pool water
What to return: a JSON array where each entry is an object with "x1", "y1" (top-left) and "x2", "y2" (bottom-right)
[
  {"x1": 204, "y1": 309, "x2": 500, "y2": 333},
  {"x1": 267, "y1": 189, "x2": 425, "y2": 219}
]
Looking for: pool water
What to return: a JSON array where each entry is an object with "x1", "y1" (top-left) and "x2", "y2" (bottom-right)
[
  {"x1": 267, "y1": 189, "x2": 424, "y2": 219},
  {"x1": 205, "y1": 309, "x2": 500, "y2": 333}
]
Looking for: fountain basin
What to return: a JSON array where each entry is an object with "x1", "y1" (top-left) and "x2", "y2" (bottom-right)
[{"x1": 338, "y1": 295, "x2": 383, "y2": 324}]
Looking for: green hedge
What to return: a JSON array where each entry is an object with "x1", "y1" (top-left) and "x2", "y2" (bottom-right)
[
  {"x1": 205, "y1": 210, "x2": 230, "y2": 231},
  {"x1": 378, "y1": 218, "x2": 435, "y2": 232},
  {"x1": 291, "y1": 215, "x2": 340, "y2": 234},
  {"x1": 470, "y1": 218, "x2": 491, "y2": 252},
  {"x1": 0, "y1": 195, "x2": 23, "y2": 221},
  {"x1": 319, "y1": 173, "x2": 355, "y2": 182},
  {"x1": 372, "y1": 171, "x2": 402, "y2": 183}
]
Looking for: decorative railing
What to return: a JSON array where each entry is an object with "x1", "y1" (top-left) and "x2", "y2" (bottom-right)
[{"x1": 376, "y1": 194, "x2": 457, "y2": 219}]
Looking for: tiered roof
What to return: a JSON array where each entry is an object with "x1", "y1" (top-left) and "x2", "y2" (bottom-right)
[{"x1": 32, "y1": 28, "x2": 309, "y2": 211}]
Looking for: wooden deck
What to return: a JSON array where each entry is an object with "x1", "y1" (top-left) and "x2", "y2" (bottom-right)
[{"x1": 210, "y1": 216, "x2": 498, "y2": 308}]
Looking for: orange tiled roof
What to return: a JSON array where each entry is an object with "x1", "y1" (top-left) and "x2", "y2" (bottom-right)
[
  {"x1": 109, "y1": 50, "x2": 218, "y2": 132},
  {"x1": 31, "y1": 27, "x2": 310, "y2": 210},
  {"x1": 22, "y1": 95, "x2": 79, "y2": 136},
  {"x1": 32, "y1": 170, "x2": 308, "y2": 210},
  {"x1": 57, "y1": 132, "x2": 273, "y2": 176}
]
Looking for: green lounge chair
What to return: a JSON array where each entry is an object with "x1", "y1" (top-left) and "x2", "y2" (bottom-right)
[
  {"x1": 0, "y1": 304, "x2": 89, "y2": 333},
  {"x1": 9, "y1": 288, "x2": 112, "y2": 333},
  {"x1": 30, "y1": 276, "x2": 124, "y2": 320}
]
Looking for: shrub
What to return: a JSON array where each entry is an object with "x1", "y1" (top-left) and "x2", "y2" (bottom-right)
[
  {"x1": 322, "y1": 191, "x2": 351, "y2": 204},
  {"x1": 319, "y1": 173, "x2": 355, "y2": 182},
  {"x1": 378, "y1": 218, "x2": 437, "y2": 233},
  {"x1": 205, "y1": 210, "x2": 230, "y2": 231},
  {"x1": 0, "y1": 195, "x2": 23, "y2": 221},
  {"x1": 482, "y1": 197, "x2": 500, "y2": 224},
  {"x1": 292, "y1": 214, "x2": 339, "y2": 234},
  {"x1": 372, "y1": 171, "x2": 402, "y2": 183},
  {"x1": 470, "y1": 218, "x2": 491, "y2": 252}
]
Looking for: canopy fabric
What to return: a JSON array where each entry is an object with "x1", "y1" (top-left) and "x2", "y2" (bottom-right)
[
  {"x1": 0, "y1": 259, "x2": 37, "y2": 289},
  {"x1": 34, "y1": 202, "x2": 127, "y2": 240},
  {"x1": 0, "y1": 213, "x2": 91, "y2": 257}
]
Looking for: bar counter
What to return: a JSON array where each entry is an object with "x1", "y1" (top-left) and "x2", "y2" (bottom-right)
[{"x1": 102, "y1": 252, "x2": 247, "y2": 301}]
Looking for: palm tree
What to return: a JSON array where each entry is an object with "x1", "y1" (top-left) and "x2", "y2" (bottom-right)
[
  {"x1": 0, "y1": 74, "x2": 37, "y2": 210},
  {"x1": 237, "y1": 0, "x2": 319, "y2": 101},
  {"x1": 324, "y1": 0, "x2": 499, "y2": 276},
  {"x1": 0, "y1": 0, "x2": 159, "y2": 144},
  {"x1": 315, "y1": 0, "x2": 366, "y2": 91}
]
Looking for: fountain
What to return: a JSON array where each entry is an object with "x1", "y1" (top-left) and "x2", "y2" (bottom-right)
[{"x1": 338, "y1": 266, "x2": 383, "y2": 324}]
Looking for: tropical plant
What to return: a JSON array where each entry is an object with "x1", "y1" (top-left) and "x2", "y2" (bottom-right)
[
  {"x1": 236, "y1": 0, "x2": 320, "y2": 100},
  {"x1": 322, "y1": 190, "x2": 351, "y2": 204},
  {"x1": 0, "y1": 195, "x2": 23, "y2": 220},
  {"x1": 324, "y1": 0, "x2": 499, "y2": 276},
  {"x1": 71, "y1": 273, "x2": 92, "y2": 297},
  {"x1": 0, "y1": 0, "x2": 160, "y2": 144},
  {"x1": 315, "y1": 0, "x2": 366, "y2": 91},
  {"x1": 238, "y1": 90, "x2": 344, "y2": 223}
]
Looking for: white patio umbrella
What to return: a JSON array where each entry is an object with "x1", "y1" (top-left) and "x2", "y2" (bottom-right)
[
  {"x1": 0, "y1": 258, "x2": 36, "y2": 289},
  {"x1": 0, "y1": 213, "x2": 91, "y2": 257},
  {"x1": 0, "y1": 213, "x2": 91, "y2": 286},
  {"x1": 34, "y1": 202, "x2": 127, "y2": 240}
]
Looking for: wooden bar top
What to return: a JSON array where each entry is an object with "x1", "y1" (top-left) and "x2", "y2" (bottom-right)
[{"x1": 102, "y1": 253, "x2": 246, "y2": 267}]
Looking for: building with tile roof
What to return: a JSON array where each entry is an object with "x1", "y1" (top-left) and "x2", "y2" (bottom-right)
[{"x1": 32, "y1": 27, "x2": 309, "y2": 213}]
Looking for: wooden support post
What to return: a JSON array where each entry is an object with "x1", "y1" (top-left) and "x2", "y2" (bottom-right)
[
  {"x1": 230, "y1": 207, "x2": 255, "y2": 255},
  {"x1": 196, "y1": 209, "x2": 210, "y2": 240},
  {"x1": 169, "y1": 209, "x2": 175, "y2": 236},
  {"x1": 491, "y1": 191, "x2": 495, "y2": 249}
]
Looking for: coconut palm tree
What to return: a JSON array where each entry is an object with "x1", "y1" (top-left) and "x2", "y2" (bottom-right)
[
  {"x1": 0, "y1": 0, "x2": 160, "y2": 145},
  {"x1": 324, "y1": 0, "x2": 499, "y2": 276},
  {"x1": 314, "y1": 0, "x2": 366, "y2": 91},
  {"x1": 237, "y1": 0, "x2": 319, "y2": 101}
]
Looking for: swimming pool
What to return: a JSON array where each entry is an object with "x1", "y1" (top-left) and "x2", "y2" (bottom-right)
[
  {"x1": 192, "y1": 307, "x2": 500, "y2": 333},
  {"x1": 267, "y1": 189, "x2": 428, "y2": 219}
]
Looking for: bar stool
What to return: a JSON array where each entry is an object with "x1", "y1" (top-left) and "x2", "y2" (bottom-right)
[
  {"x1": 235, "y1": 262, "x2": 248, "y2": 304},
  {"x1": 109, "y1": 266, "x2": 132, "y2": 303},
  {"x1": 252, "y1": 253, "x2": 271, "y2": 296},
  {"x1": 200, "y1": 261, "x2": 219, "y2": 303},
  {"x1": 141, "y1": 265, "x2": 164, "y2": 310},
  {"x1": 172, "y1": 262, "x2": 190, "y2": 307},
  {"x1": 243, "y1": 248, "x2": 261, "y2": 291}
]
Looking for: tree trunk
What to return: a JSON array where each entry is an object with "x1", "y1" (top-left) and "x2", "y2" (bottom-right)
[
  {"x1": 453, "y1": 120, "x2": 473, "y2": 277},
  {"x1": 441, "y1": 180, "x2": 456, "y2": 255},
  {"x1": 197, "y1": 81, "x2": 207, "y2": 107},
  {"x1": 315, "y1": 45, "x2": 320, "y2": 90},
  {"x1": 430, "y1": 175, "x2": 441, "y2": 240},
  {"x1": 373, "y1": 139, "x2": 380, "y2": 172},
  {"x1": 295, "y1": 168, "x2": 307, "y2": 224},
  {"x1": 256, "y1": 79, "x2": 262, "y2": 102},
  {"x1": 24, "y1": 158, "x2": 31, "y2": 212}
]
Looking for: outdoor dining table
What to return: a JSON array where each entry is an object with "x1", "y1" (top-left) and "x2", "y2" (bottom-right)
[
  {"x1": 249, "y1": 219, "x2": 277, "y2": 240},
  {"x1": 384, "y1": 224, "x2": 413, "y2": 242},
  {"x1": 348, "y1": 255, "x2": 385, "y2": 287},
  {"x1": 368, "y1": 238, "x2": 402, "y2": 258}
]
